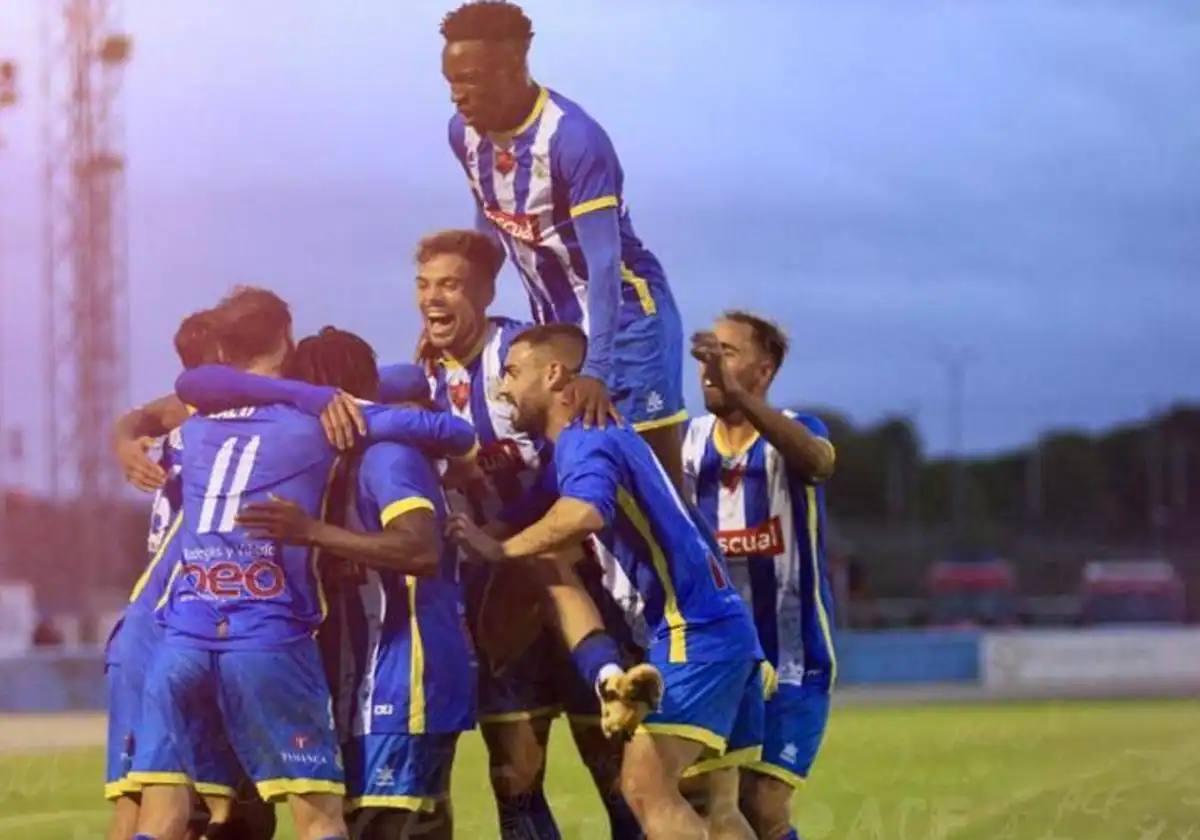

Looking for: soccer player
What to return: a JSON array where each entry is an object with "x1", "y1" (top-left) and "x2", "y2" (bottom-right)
[
  {"x1": 448, "y1": 324, "x2": 764, "y2": 840},
  {"x1": 226, "y1": 328, "x2": 474, "y2": 840},
  {"x1": 129, "y1": 290, "x2": 475, "y2": 840},
  {"x1": 682, "y1": 313, "x2": 836, "y2": 840},
  {"x1": 440, "y1": 1, "x2": 688, "y2": 488},
  {"x1": 414, "y1": 228, "x2": 643, "y2": 838}
]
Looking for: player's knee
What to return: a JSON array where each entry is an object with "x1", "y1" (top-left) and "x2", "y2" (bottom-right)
[
  {"x1": 350, "y1": 807, "x2": 417, "y2": 840},
  {"x1": 619, "y1": 763, "x2": 664, "y2": 817},
  {"x1": 739, "y1": 774, "x2": 793, "y2": 839}
]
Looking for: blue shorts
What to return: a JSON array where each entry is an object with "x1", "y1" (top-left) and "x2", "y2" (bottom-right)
[
  {"x1": 745, "y1": 682, "x2": 831, "y2": 787},
  {"x1": 611, "y1": 289, "x2": 685, "y2": 431},
  {"x1": 344, "y1": 733, "x2": 458, "y2": 813},
  {"x1": 640, "y1": 658, "x2": 762, "y2": 758},
  {"x1": 105, "y1": 609, "x2": 161, "y2": 799},
  {"x1": 130, "y1": 637, "x2": 344, "y2": 802}
]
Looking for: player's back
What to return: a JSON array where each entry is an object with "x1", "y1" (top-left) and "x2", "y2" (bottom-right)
[
  {"x1": 556, "y1": 422, "x2": 759, "y2": 665},
  {"x1": 163, "y1": 403, "x2": 337, "y2": 649}
]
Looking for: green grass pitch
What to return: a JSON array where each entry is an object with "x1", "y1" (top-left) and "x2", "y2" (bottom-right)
[{"x1": 1, "y1": 699, "x2": 1196, "y2": 839}]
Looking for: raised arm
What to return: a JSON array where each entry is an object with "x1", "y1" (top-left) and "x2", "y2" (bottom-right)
[
  {"x1": 737, "y1": 398, "x2": 835, "y2": 482},
  {"x1": 175, "y1": 365, "x2": 334, "y2": 416},
  {"x1": 360, "y1": 403, "x2": 475, "y2": 458}
]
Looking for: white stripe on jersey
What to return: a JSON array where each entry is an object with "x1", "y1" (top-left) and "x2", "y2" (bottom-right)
[
  {"x1": 198, "y1": 436, "x2": 237, "y2": 533},
  {"x1": 355, "y1": 568, "x2": 386, "y2": 737},
  {"x1": 218, "y1": 435, "x2": 260, "y2": 533}
]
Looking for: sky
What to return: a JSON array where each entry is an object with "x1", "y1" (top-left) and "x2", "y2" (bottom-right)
[{"x1": 1, "y1": 0, "x2": 1198, "y2": 491}]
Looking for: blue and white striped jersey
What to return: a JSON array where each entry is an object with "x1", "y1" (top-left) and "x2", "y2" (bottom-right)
[
  {"x1": 682, "y1": 413, "x2": 838, "y2": 690},
  {"x1": 449, "y1": 87, "x2": 670, "y2": 331}
]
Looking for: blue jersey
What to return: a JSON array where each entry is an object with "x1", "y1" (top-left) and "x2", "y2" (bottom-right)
[
  {"x1": 553, "y1": 422, "x2": 759, "y2": 666},
  {"x1": 129, "y1": 428, "x2": 185, "y2": 615},
  {"x1": 331, "y1": 443, "x2": 476, "y2": 736},
  {"x1": 162, "y1": 405, "x2": 339, "y2": 649},
  {"x1": 429, "y1": 316, "x2": 549, "y2": 523},
  {"x1": 682, "y1": 413, "x2": 837, "y2": 689},
  {"x1": 449, "y1": 87, "x2": 670, "y2": 330}
]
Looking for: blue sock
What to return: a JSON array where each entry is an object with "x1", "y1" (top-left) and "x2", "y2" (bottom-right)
[
  {"x1": 784, "y1": 829, "x2": 801, "y2": 840},
  {"x1": 570, "y1": 631, "x2": 621, "y2": 688},
  {"x1": 600, "y1": 789, "x2": 644, "y2": 839},
  {"x1": 497, "y1": 789, "x2": 561, "y2": 839},
  {"x1": 133, "y1": 835, "x2": 157, "y2": 840}
]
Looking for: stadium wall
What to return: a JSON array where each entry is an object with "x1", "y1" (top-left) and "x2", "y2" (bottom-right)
[{"x1": 3, "y1": 628, "x2": 1198, "y2": 711}]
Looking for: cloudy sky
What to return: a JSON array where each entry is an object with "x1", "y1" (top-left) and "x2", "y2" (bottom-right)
[{"x1": 1, "y1": 0, "x2": 1198, "y2": 490}]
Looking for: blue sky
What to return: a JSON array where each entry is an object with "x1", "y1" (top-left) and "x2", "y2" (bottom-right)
[{"x1": 1, "y1": 0, "x2": 1198, "y2": 489}]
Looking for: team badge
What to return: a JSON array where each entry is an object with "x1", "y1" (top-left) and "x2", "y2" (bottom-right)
[
  {"x1": 495, "y1": 148, "x2": 516, "y2": 175},
  {"x1": 449, "y1": 380, "x2": 471, "y2": 411}
]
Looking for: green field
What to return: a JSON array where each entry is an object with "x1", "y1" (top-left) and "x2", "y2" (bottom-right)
[{"x1": 2, "y1": 699, "x2": 1196, "y2": 839}]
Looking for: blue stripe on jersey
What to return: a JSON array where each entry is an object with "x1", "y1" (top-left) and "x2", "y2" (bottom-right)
[
  {"x1": 513, "y1": 131, "x2": 535, "y2": 215},
  {"x1": 744, "y1": 452, "x2": 780, "y2": 667},
  {"x1": 476, "y1": 141, "x2": 498, "y2": 208},
  {"x1": 534, "y1": 242, "x2": 582, "y2": 325}
]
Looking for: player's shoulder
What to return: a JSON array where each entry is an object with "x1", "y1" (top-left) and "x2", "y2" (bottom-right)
[
  {"x1": 360, "y1": 440, "x2": 436, "y2": 491},
  {"x1": 783, "y1": 409, "x2": 831, "y2": 440},
  {"x1": 683, "y1": 414, "x2": 719, "y2": 450},
  {"x1": 545, "y1": 89, "x2": 613, "y2": 149}
]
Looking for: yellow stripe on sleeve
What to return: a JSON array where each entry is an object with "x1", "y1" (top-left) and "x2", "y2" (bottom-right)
[
  {"x1": 569, "y1": 195, "x2": 619, "y2": 218},
  {"x1": 617, "y1": 489, "x2": 687, "y2": 663},
  {"x1": 380, "y1": 497, "x2": 435, "y2": 528}
]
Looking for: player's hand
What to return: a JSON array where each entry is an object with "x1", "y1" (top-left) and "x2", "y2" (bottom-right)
[
  {"x1": 320, "y1": 390, "x2": 367, "y2": 451},
  {"x1": 563, "y1": 375, "x2": 621, "y2": 429},
  {"x1": 759, "y1": 660, "x2": 779, "y2": 701},
  {"x1": 691, "y1": 331, "x2": 746, "y2": 407},
  {"x1": 236, "y1": 496, "x2": 317, "y2": 544},
  {"x1": 115, "y1": 435, "x2": 166, "y2": 492},
  {"x1": 599, "y1": 663, "x2": 664, "y2": 739},
  {"x1": 446, "y1": 513, "x2": 508, "y2": 563}
]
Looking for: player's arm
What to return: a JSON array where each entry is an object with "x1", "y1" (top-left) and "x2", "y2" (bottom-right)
[
  {"x1": 555, "y1": 120, "x2": 624, "y2": 427},
  {"x1": 111, "y1": 394, "x2": 190, "y2": 491},
  {"x1": 238, "y1": 500, "x2": 440, "y2": 576},
  {"x1": 692, "y1": 331, "x2": 835, "y2": 482}
]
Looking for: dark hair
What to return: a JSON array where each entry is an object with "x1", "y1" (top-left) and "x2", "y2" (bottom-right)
[
  {"x1": 441, "y1": 1, "x2": 533, "y2": 43},
  {"x1": 510, "y1": 322, "x2": 588, "y2": 368},
  {"x1": 722, "y1": 310, "x2": 789, "y2": 373},
  {"x1": 291, "y1": 326, "x2": 380, "y2": 401},
  {"x1": 173, "y1": 309, "x2": 221, "y2": 370},
  {"x1": 416, "y1": 229, "x2": 505, "y2": 288},
  {"x1": 216, "y1": 286, "x2": 292, "y2": 367}
]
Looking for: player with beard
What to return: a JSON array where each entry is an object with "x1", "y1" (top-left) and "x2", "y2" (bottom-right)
[
  {"x1": 449, "y1": 324, "x2": 764, "y2": 840},
  {"x1": 413, "y1": 228, "x2": 645, "y2": 838},
  {"x1": 682, "y1": 313, "x2": 836, "y2": 840}
]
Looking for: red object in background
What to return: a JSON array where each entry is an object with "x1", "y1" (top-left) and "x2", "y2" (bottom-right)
[{"x1": 928, "y1": 560, "x2": 1015, "y2": 592}]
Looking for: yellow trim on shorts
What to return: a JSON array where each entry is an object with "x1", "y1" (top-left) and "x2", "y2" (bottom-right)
[
  {"x1": 128, "y1": 513, "x2": 182, "y2": 603},
  {"x1": 347, "y1": 794, "x2": 439, "y2": 813},
  {"x1": 256, "y1": 777, "x2": 346, "y2": 802},
  {"x1": 104, "y1": 778, "x2": 143, "y2": 800},
  {"x1": 636, "y1": 722, "x2": 726, "y2": 753},
  {"x1": 381, "y1": 496, "x2": 435, "y2": 527},
  {"x1": 570, "y1": 195, "x2": 619, "y2": 218},
  {"x1": 478, "y1": 704, "x2": 562, "y2": 725},
  {"x1": 620, "y1": 264, "x2": 658, "y2": 316},
  {"x1": 681, "y1": 745, "x2": 763, "y2": 779},
  {"x1": 194, "y1": 781, "x2": 237, "y2": 798},
  {"x1": 126, "y1": 771, "x2": 192, "y2": 787},
  {"x1": 618, "y1": 490, "x2": 687, "y2": 662},
  {"x1": 744, "y1": 760, "x2": 807, "y2": 789},
  {"x1": 632, "y1": 409, "x2": 689, "y2": 433}
]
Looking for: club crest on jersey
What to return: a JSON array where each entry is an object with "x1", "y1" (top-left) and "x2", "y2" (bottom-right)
[
  {"x1": 449, "y1": 380, "x2": 471, "y2": 411},
  {"x1": 495, "y1": 148, "x2": 516, "y2": 175},
  {"x1": 483, "y1": 206, "x2": 541, "y2": 244}
]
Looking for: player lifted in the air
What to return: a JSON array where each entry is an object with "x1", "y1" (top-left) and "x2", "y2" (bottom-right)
[
  {"x1": 439, "y1": 1, "x2": 688, "y2": 488},
  {"x1": 128, "y1": 289, "x2": 475, "y2": 840},
  {"x1": 683, "y1": 312, "x2": 836, "y2": 840},
  {"x1": 449, "y1": 324, "x2": 764, "y2": 840},
  {"x1": 412, "y1": 229, "x2": 644, "y2": 838}
]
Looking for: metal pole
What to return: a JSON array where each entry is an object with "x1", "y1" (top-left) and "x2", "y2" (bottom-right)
[{"x1": 0, "y1": 58, "x2": 17, "y2": 574}]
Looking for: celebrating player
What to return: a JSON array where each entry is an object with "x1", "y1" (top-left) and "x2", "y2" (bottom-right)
[
  {"x1": 413, "y1": 228, "x2": 644, "y2": 838},
  {"x1": 231, "y1": 328, "x2": 475, "y2": 840},
  {"x1": 128, "y1": 289, "x2": 475, "y2": 840},
  {"x1": 448, "y1": 324, "x2": 764, "y2": 840},
  {"x1": 440, "y1": 1, "x2": 688, "y2": 488},
  {"x1": 682, "y1": 313, "x2": 836, "y2": 840}
]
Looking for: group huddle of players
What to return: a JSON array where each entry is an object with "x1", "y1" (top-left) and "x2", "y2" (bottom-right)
[{"x1": 102, "y1": 4, "x2": 837, "y2": 840}]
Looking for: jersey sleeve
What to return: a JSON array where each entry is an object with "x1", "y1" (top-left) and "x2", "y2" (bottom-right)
[
  {"x1": 175, "y1": 365, "x2": 335, "y2": 416},
  {"x1": 378, "y1": 363, "x2": 432, "y2": 404},
  {"x1": 555, "y1": 427, "x2": 622, "y2": 528},
  {"x1": 551, "y1": 115, "x2": 622, "y2": 219},
  {"x1": 360, "y1": 443, "x2": 439, "y2": 528},
  {"x1": 497, "y1": 459, "x2": 558, "y2": 531},
  {"x1": 361, "y1": 403, "x2": 476, "y2": 457}
]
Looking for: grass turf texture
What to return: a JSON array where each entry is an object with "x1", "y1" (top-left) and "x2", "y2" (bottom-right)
[{"x1": 1, "y1": 699, "x2": 1196, "y2": 839}]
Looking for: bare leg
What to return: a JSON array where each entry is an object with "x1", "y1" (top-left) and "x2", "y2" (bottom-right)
[
  {"x1": 106, "y1": 794, "x2": 140, "y2": 840},
  {"x1": 288, "y1": 792, "x2": 347, "y2": 840},
  {"x1": 739, "y1": 770, "x2": 796, "y2": 840},
  {"x1": 638, "y1": 423, "x2": 685, "y2": 493},
  {"x1": 136, "y1": 784, "x2": 193, "y2": 840},
  {"x1": 705, "y1": 768, "x2": 756, "y2": 839},
  {"x1": 620, "y1": 732, "x2": 708, "y2": 839}
]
